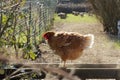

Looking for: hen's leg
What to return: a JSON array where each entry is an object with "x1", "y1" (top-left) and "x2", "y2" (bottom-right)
[
  {"x1": 61, "y1": 54, "x2": 67, "y2": 67},
  {"x1": 63, "y1": 61, "x2": 66, "y2": 67},
  {"x1": 63, "y1": 59, "x2": 68, "y2": 67}
]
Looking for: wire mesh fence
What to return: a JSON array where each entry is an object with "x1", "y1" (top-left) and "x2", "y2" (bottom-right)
[{"x1": 0, "y1": 0, "x2": 58, "y2": 58}]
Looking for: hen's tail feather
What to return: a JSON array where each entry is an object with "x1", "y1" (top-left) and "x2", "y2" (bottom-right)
[{"x1": 84, "y1": 34, "x2": 94, "y2": 49}]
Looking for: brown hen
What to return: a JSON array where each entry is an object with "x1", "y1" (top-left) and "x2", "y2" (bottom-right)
[{"x1": 43, "y1": 31, "x2": 94, "y2": 67}]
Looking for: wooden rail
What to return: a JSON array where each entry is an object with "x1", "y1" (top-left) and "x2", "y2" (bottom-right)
[{"x1": 66, "y1": 64, "x2": 120, "y2": 80}]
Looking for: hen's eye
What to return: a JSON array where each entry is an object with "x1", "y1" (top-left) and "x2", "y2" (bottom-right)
[{"x1": 44, "y1": 35, "x2": 48, "y2": 40}]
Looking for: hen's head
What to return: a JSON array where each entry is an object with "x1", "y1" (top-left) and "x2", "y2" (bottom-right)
[{"x1": 43, "y1": 31, "x2": 55, "y2": 40}]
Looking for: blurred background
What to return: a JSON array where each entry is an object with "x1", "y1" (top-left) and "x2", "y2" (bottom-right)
[{"x1": 0, "y1": 0, "x2": 120, "y2": 80}]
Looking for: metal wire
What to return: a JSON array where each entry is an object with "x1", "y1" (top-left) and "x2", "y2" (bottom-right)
[{"x1": 0, "y1": 0, "x2": 57, "y2": 51}]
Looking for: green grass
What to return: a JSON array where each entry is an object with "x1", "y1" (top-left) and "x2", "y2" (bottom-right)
[
  {"x1": 114, "y1": 40, "x2": 120, "y2": 48},
  {"x1": 54, "y1": 13, "x2": 98, "y2": 23}
]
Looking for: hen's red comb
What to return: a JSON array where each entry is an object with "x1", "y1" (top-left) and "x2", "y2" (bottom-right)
[{"x1": 43, "y1": 32, "x2": 48, "y2": 40}]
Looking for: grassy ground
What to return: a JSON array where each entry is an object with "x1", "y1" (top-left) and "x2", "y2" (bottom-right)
[
  {"x1": 54, "y1": 13, "x2": 98, "y2": 23},
  {"x1": 113, "y1": 39, "x2": 120, "y2": 48}
]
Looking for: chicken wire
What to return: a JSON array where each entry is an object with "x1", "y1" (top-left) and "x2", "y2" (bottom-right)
[{"x1": 0, "y1": 0, "x2": 57, "y2": 51}]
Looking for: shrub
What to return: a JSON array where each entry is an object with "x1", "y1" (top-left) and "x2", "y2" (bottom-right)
[{"x1": 89, "y1": 0, "x2": 120, "y2": 35}]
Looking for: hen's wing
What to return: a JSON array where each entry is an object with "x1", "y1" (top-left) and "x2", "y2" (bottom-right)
[
  {"x1": 48, "y1": 33, "x2": 69, "y2": 50},
  {"x1": 55, "y1": 33, "x2": 85, "y2": 49}
]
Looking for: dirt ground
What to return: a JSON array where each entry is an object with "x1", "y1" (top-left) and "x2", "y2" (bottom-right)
[
  {"x1": 40, "y1": 21, "x2": 120, "y2": 65},
  {"x1": 38, "y1": 20, "x2": 120, "y2": 80}
]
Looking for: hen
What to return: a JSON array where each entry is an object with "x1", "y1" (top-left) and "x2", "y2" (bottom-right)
[{"x1": 43, "y1": 31, "x2": 94, "y2": 67}]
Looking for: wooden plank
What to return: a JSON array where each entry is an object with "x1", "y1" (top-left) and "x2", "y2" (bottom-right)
[{"x1": 65, "y1": 64, "x2": 120, "y2": 80}]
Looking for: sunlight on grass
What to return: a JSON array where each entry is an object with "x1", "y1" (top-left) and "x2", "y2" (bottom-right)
[
  {"x1": 54, "y1": 13, "x2": 98, "y2": 23},
  {"x1": 114, "y1": 40, "x2": 120, "y2": 48}
]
